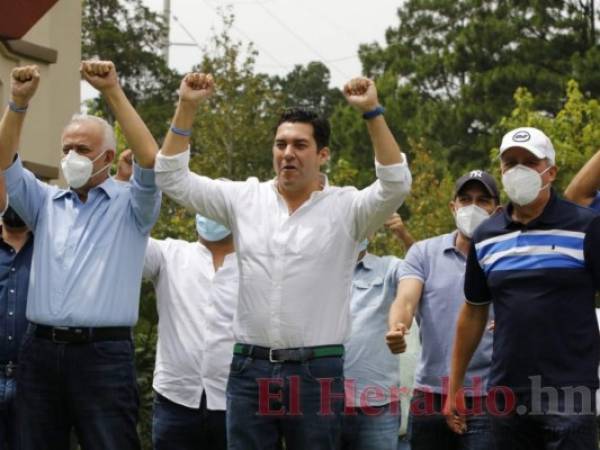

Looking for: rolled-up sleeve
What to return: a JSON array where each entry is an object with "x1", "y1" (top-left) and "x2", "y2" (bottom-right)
[
  {"x1": 130, "y1": 163, "x2": 161, "y2": 234},
  {"x1": 4, "y1": 155, "x2": 49, "y2": 231},
  {"x1": 154, "y1": 149, "x2": 242, "y2": 229},
  {"x1": 349, "y1": 154, "x2": 412, "y2": 240}
]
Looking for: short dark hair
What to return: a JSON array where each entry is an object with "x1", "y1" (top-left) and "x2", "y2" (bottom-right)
[{"x1": 274, "y1": 107, "x2": 330, "y2": 150}]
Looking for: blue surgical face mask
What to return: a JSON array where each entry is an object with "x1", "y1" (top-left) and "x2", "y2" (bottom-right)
[
  {"x1": 195, "y1": 215, "x2": 231, "y2": 242},
  {"x1": 358, "y1": 239, "x2": 369, "y2": 253}
]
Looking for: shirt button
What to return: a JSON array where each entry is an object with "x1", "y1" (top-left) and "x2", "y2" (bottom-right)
[
  {"x1": 9, "y1": 289, "x2": 14, "y2": 294},
  {"x1": 7, "y1": 336, "x2": 12, "y2": 341},
  {"x1": 8, "y1": 312, "x2": 13, "y2": 316},
  {"x1": 10, "y1": 267, "x2": 15, "y2": 272}
]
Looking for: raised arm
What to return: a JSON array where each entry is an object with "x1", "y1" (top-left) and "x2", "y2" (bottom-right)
[
  {"x1": 0, "y1": 66, "x2": 40, "y2": 169},
  {"x1": 161, "y1": 73, "x2": 214, "y2": 156},
  {"x1": 385, "y1": 213, "x2": 415, "y2": 250},
  {"x1": 343, "y1": 78, "x2": 404, "y2": 166},
  {"x1": 80, "y1": 61, "x2": 157, "y2": 168},
  {"x1": 564, "y1": 150, "x2": 600, "y2": 207}
]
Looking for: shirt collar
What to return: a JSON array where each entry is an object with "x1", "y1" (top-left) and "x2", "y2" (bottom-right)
[
  {"x1": 503, "y1": 188, "x2": 559, "y2": 229},
  {"x1": 52, "y1": 176, "x2": 119, "y2": 201},
  {"x1": 442, "y1": 231, "x2": 460, "y2": 254},
  {"x1": 270, "y1": 173, "x2": 330, "y2": 193},
  {"x1": 356, "y1": 253, "x2": 376, "y2": 271}
]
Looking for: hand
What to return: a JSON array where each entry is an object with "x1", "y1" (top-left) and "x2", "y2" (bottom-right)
[
  {"x1": 443, "y1": 392, "x2": 467, "y2": 435},
  {"x1": 385, "y1": 322, "x2": 409, "y2": 354},
  {"x1": 343, "y1": 77, "x2": 379, "y2": 113},
  {"x1": 385, "y1": 213, "x2": 408, "y2": 237},
  {"x1": 115, "y1": 149, "x2": 133, "y2": 182},
  {"x1": 10, "y1": 65, "x2": 41, "y2": 108},
  {"x1": 179, "y1": 72, "x2": 215, "y2": 105},
  {"x1": 80, "y1": 60, "x2": 120, "y2": 93}
]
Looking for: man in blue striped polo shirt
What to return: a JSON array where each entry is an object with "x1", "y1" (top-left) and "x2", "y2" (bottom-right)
[{"x1": 445, "y1": 127, "x2": 600, "y2": 450}]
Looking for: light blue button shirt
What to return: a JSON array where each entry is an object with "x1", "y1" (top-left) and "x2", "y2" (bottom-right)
[
  {"x1": 4, "y1": 156, "x2": 161, "y2": 326},
  {"x1": 344, "y1": 253, "x2": 403, "y2": 407}
]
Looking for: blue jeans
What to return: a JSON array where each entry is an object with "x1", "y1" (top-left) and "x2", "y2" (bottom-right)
[
  {"x1": 0, "y1": 373, "x2": 17, "y2": 450},
  {"x1": 226, "y1": 354, "x2": 345, "y2": 450},
  {"x1": 489, "y1": 390, "x2": 599, "y2": 450},
  {"x1": 409, "y1": 390, "x2": 493, "y2": 450},
  {"x1": 152, "y1": 391, "x2": 226, "y2": 450},
  {"x1": 16, "y1": 333, "x2": 141, "y2": 450},
  {"x1": 339, "y1": 401, "x2": 401, "y2": 450}
]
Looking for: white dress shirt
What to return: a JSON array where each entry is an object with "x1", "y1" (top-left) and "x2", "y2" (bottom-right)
[
  {"x1": 155, "y1": 149, "x2": 411, "y2": 348},
  {"x1": 143, "y1": 238, "x2": 238, "y2": 410}
]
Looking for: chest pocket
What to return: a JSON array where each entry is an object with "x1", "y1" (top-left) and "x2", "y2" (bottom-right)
[
  {"x1": 353, "y1": 276, "x2": 384, "y2": 290},
  {"x1": 352, "y1": 276, "x2": 385, "y2": 312}
]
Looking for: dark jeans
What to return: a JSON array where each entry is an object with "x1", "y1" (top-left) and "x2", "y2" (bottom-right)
[
  {"x1": 409, "y1": 389, "x2": 493, "y2": 450},
  {"x1": 0, "y1": 373, "x2": 17, "y2": 450},
  {"x1": 226, "y1": 354, "x2": 345, "y2": 450},
  {"x1": 16, "y1": 333, "x2": 141, "y2": 450},
  {"x1": 152, "y1": 391, "x2": 226, "y2": 450},
  {"x1": 339, "y1": 401, "x2": 402, "y2": 450},
  {"x1": 489, "y1": 389, "x2": 599, "y2": 450}
]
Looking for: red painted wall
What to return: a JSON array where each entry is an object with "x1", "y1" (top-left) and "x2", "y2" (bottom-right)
[{"x1": 0, "y1": 0, "x2": 60, "y2": 40}]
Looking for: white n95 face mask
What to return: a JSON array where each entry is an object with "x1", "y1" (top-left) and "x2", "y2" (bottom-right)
[
  {"x1": 501, "y1": 164, "x2": 550, "y2": 206},
  {"x1": 455, "y1": 204, "x2": 490, "y2": 238},
  {"x1": 61, "y1": 150, "x2": 109, "y2": 189}
]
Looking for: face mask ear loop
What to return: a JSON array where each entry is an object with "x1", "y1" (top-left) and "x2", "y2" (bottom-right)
[{"x1": 539, "y1": 164, "x2": 553, "y2": 192}]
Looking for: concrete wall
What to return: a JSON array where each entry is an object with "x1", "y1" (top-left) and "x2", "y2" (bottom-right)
[{"x1": 0, "y1": 0, "x2": 81, "y2": 180}]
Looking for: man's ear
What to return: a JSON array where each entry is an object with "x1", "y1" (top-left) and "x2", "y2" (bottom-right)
[
  {"x1": 449, "y1": 200, "x2": 457, "y2": 216},
  {"x1": 105, "y1": 149, "x2": 116, "y2": 164},
  {"x1": 318, "y1": 147, "x2": 330, "y2": 166}
]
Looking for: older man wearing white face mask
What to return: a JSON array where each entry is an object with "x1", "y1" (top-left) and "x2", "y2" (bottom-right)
[
  {"x1": 445, "y1": 127, "x2": 600, "y2": 450},
  {"x1": 387, "y1": 170, "x2": 499, "y2": 450}
]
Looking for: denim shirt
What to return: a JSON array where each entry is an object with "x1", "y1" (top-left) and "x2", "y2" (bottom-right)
[{"x1": 0, "y1": 232, "x2": 33, "y2": 363}]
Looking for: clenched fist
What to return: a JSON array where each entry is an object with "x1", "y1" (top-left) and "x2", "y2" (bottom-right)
[
  {"x1": 11, "y1": 65, "x2": 41, "y2": 108},
  {"x1": 179, "y1": 72, "x2": 214, "y2": 105},
  {"x1": 385, "y1": 322, "x2": 409, "y2": 354},
  {"x1": 80, "y1": 60, "x2": 120, "y2": 93},
  {"x1": 343, "y1": 77, "x2": 379, "y2": 113}
]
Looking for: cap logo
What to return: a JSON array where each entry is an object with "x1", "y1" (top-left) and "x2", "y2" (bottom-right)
[
  {"x1": 469, "y1": 170, "x2": 483, "y2": 178},
  {"x1": 512, "y1": 130, "x2": 531, "y2": 142}
]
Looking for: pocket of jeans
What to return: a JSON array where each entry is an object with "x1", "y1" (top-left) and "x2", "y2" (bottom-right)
[
  {"x1": 229, "y1": 355, "x2": 252, "y2": 376},
  {"x1": 303, "y1": 357, "x2": 344, "y2": 383},
  {"x1": 92, "y1": 340, "x2": 133, "y2": 360}
]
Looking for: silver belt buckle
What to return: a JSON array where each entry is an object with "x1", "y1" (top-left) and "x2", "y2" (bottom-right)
[{"x1": 51, "y1": 326, "x2": 71, "y2": 344}]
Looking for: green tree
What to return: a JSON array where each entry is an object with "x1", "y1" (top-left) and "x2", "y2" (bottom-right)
[
  {"x1": 82, "y1": 0, "x2": 180, "y2": 137},
  {"x1": 353, "y1": 0, "x2": 599, "y2": 171},
  {"x1": 272, "y1": 61, "x2": 345, "y2": 117}
]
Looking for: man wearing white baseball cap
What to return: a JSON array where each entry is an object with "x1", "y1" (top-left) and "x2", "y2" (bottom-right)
[{"x1": 444, "y1": 127, "x2": 600, "y2": 449}]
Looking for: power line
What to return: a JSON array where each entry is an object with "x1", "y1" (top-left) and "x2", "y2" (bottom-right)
[{"x1": 255, "y1": 1, "x2": 350, "y2": 80}]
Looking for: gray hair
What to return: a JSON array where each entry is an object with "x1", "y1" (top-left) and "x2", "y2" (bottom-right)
[{"x1": 63, "y1": 114, "x2": 117, "y2": 151}]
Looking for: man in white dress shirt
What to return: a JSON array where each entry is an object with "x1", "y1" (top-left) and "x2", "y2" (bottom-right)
[
  {"x1": 153, "y1": 73, "x2": 412, "y2": 450},
  {"x1": 117, "y1": 152, "x2": 237, "y2": 450}
]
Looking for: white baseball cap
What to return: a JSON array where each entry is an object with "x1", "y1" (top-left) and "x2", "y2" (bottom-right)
[{"x1": 499, "y1": 127, "x2": 555, "y2": 165}]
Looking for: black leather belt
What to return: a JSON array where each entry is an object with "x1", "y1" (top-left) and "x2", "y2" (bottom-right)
[
  {"x1": 33, "y1": 324, "x2": 132, "y2": 344},
  {"x1": 234, "y1": 343, "x2": 344, "y2": 363}
]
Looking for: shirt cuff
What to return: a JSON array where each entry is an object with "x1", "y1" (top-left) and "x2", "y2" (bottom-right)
[
  {"x1": 465, "y1": 298, "x2": 492, "y2": 306},
  {"x1": 375, "y1": 152, "x2": 409, "y2": 182},
  {"x1": 133, "y1": 162, "x2": 156, "y2": 187},
  {"x1": 4, "y1": 155, "x2": 25, "y2": 192},
  {"x1": 398, "y1": 274, "x2": 425, "y2": 283},
  {"x1": 154, "y1": 149, "x2": 190, "y2": 173}
]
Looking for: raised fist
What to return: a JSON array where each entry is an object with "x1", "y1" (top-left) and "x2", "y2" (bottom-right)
[
  {"x1": 343, "y1": 77, "x2": 379, "y2": 113},
  {"x1": 80, "y1": 60, "x2": 120, "y2": 92},
  {"x1": 10, "y1": 65, "x2": 41, "y2": 108},
  {"x1": 179, "y1": 72, "x2": 215, "y2": 105}
]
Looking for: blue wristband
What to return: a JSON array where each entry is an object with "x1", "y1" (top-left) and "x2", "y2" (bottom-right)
[
  {"x1": 362, "y1": 105, "x2": 385, "y2": 120},
  {"x1": 170, "y1": 126, "x2": 192, "y2": 137},
  {"x1": 8, "y1": 101, "x2": 28, "y2": 113}
]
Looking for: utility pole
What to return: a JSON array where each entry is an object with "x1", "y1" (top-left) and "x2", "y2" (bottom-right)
[{"x1": 162, "y1": 0, "x2": 171, "y2": 64}]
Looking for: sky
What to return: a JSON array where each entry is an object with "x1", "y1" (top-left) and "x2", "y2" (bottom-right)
[{"x1": 82, "y1": 0, "x2": 402, "y2": 101}]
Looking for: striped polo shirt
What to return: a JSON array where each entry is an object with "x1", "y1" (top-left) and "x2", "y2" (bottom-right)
[{"x1": 465, "y1": 189, "x2": 600, "y2": 392}]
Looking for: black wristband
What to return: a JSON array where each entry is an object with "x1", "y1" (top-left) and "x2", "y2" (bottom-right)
[
  {"x1": 362, "y1": 105, "x2": 384, "y2": 120},
  {"x1": 8, "y1": 101, "x2": 28, "y2": 113}
]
